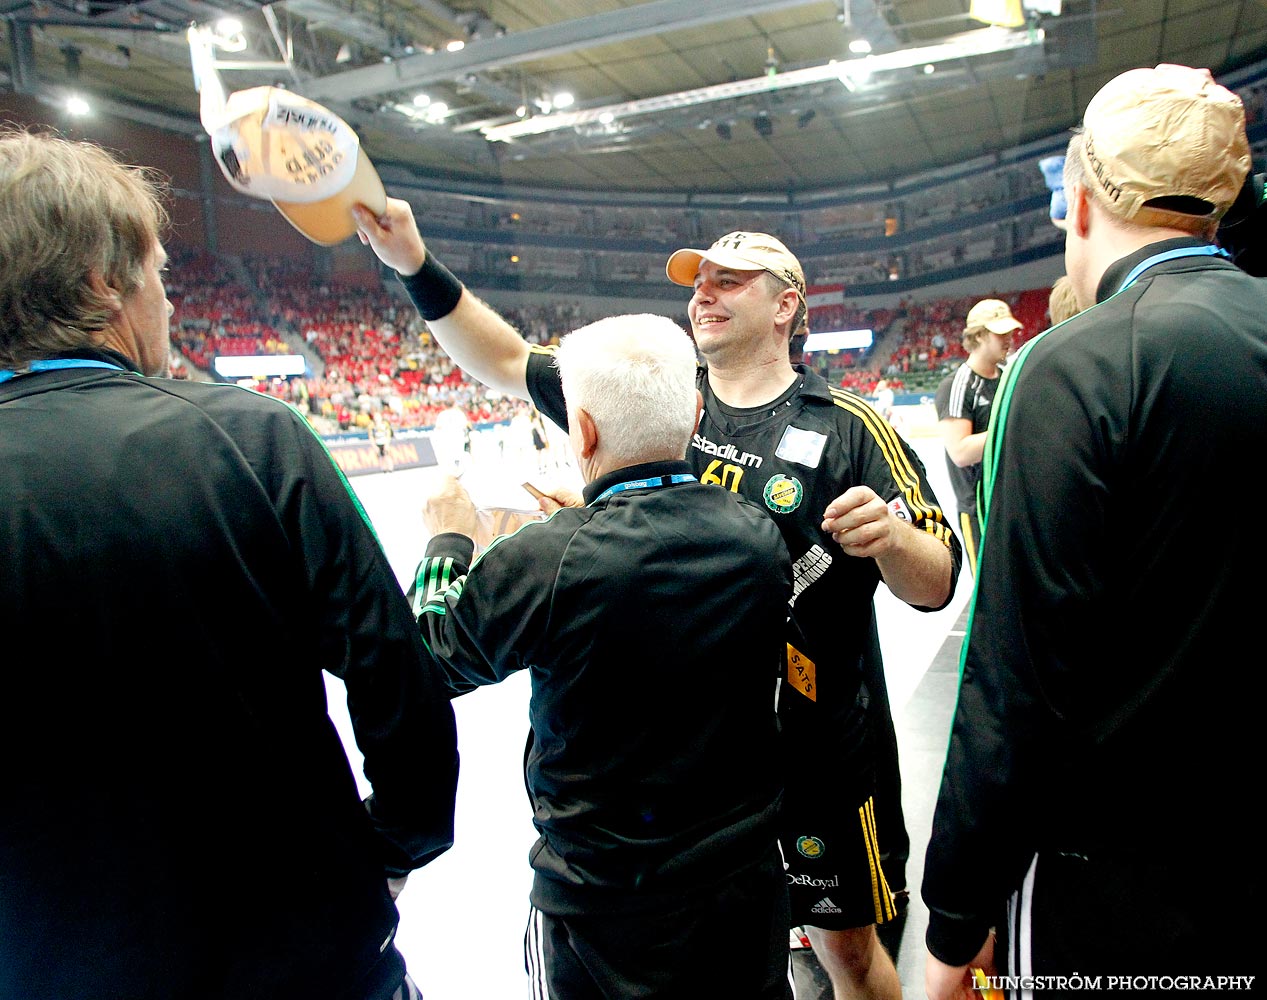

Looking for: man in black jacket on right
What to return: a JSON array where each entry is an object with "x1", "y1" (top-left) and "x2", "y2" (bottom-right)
[{"x1": 923, "y1": 64, "x2": 1263, "y2": 998}]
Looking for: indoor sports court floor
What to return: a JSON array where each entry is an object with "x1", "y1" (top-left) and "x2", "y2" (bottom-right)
[{"x1": 327, "y1": 417, "x2": 972, "y2": 999}]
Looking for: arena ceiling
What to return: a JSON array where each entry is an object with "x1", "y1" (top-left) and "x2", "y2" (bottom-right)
[{"x1": 3, "y1": 0, "x2": 1267, "y2": 197}]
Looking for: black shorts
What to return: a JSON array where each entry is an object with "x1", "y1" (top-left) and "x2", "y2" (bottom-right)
[
  {"x1": 781, "y1": 789, "x2": 899, "y2": 931},
  {"x1": 778, "y1": 699, "x2": 898, "y2": 930},
  {"x1": 524, "y1": 848, "x2": 792, "y2": 999}
]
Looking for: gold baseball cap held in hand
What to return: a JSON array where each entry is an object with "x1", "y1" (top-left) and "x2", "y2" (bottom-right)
[{"x1": 205, "y1": 86, "x2": 387, "y2": 245}]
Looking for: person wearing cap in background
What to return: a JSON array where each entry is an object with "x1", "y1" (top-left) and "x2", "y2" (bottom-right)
[
  {"x1": 353, "y1": 205, "x2": 961, "y2": 1000},
  {"x1": 0, "y1": 128, "x2": 458, "y2": 1000},
  {"x1": 932, "y1": 298, "x2": 1022, "y2": 576},
  {"x1": 922, "y1": 64, "x2": 1264, "y2": 998},
  {"x1": 407, "y1": 315, "x2": 794, "y2": 999}
]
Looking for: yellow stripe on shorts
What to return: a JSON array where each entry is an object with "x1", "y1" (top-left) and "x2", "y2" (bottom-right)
[{"x1": 858, "y1": 796, "x2": 896, "y2": 924}]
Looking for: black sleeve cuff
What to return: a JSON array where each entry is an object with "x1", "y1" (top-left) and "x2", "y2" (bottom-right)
[
  {"x1": 925, "y1": 910, "x2": 993, "y2": 967},
  {"x1": 424, "y1": 532, "x2": 476, "y2": 567}
]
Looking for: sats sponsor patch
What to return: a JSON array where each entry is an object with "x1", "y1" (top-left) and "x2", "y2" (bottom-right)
[{"x1": 787, "y1": 642, "x2": 816, "y2": 701}]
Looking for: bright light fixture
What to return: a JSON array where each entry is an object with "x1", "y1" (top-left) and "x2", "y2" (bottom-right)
[
  {"x1": 849, "y1": 39, "x2": 872, "y2": 54},
  {"x1": 553, "y1": 91, "x2": 575, "y2": 109},
  {"x1": 66, "y1": 95, "x2": 90, "y2": 116},
  {"x1": 478, "y1": 25, "x2": 1043, "y2": 142}
]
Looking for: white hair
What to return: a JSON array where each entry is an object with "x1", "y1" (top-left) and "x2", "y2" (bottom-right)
[{"x1": 554, "y1": 314, "x2": 699, "y2": 466}]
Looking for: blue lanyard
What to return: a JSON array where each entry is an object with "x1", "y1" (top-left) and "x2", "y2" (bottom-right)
[
  {"x1": 1116, "y1": 244, "x2": 1230, "y2": 295},
  {"x1": 591, "y1": 474, "x2": 697, "y2": 504},
  {"x1": 0, "y1": 359, "x2": 126, "y2": 385}
]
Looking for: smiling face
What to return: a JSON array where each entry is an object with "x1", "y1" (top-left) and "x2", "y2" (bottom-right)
[{"x1": 687, "y1": 261, "x2": 797, "y2": 365}]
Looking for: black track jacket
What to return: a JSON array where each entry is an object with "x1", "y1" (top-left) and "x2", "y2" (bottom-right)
[
  {"x1": 923, "y1": 239, "x2": 1267, "y2": 966},
  {"x1": 410, "y1": 461, "x2": 791, "y2": 916},
  {"x1": 0, "y1": 349, "x2": 458, "y2": 1000}
]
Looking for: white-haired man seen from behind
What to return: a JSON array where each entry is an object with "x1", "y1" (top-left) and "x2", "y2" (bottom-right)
[
  {"x1": 922, "y1": 63, "x2": 1263, "y2": 998},
  {"x1": 409, "y1": 314, "x2": 796, "y2": 999}
]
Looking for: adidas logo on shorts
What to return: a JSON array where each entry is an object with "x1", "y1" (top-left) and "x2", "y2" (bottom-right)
[{"x1": 810, "y1": 897, "x2": 842, "y2": 915}]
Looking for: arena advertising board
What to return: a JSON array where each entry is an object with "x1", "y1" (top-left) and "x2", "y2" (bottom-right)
[{"x1": 323, "y1": 434, "x2": 437, "y2": 477}]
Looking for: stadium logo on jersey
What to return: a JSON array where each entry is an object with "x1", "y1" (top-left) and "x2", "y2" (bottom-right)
[
  {"x1": 810, "y1": 897, "x2": 843, "y2": 915},
  {"x1": 795, "y1": 835, "x2": 825, "y2": 860},
  {"x1": 691, "y1": 433, "x2": 763, "y2": 468},
  {"x1": 764, "y1": 474, "x2": 803, "y2": 513}
]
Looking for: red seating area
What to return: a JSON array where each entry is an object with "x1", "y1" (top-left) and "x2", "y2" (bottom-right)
[
  {"x1": 805, "y1": 284, "x2": 1062, "y2": 395},
  {"x1": 168, "y1": 249, "x2": 1064, "y2": 425},
  {"x1": 168, "y1": 249, "x2": 293, "y2": 373},
  {"x1": 168, "y1": 252, "x2": 608, "y2": 432}
]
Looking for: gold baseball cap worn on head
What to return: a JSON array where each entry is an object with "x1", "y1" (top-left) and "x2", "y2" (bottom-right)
[
  {"x1": 666, "y1": 231, "x2": 807, "y2": 303},
  {"x1": 966, "y1": 299, "x2": 1023, "y2": 335},
  {"x1": 1078, "y1": 63, "x2": 1250, "y2": 228}
]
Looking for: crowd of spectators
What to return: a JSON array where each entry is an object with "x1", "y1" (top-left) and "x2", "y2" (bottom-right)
[
  {"x1": 803, "y1": 285, "x2": 1056, "y2": 397},
  {"x1": 165, "y1": 113, "x2": 1115, "y2": 427},
  {"x1": 167, "y1": 244, "x2": 1065, "y2": 430},
  {"x1": 167, "y1": 252, "x2": 613, "y2": 435}
]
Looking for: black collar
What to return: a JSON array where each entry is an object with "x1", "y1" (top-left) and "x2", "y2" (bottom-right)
[
  {"x1": 582, "y1": 459, "x2": 695, "y2": 505},
  {"x1": 1096, "y1": 237, "x2": 1227, "y2": 305}
]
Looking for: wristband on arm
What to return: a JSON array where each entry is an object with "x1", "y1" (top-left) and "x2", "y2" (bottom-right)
[{"x1": 397, "y1": 251, "x2": 464, "y2": 320}]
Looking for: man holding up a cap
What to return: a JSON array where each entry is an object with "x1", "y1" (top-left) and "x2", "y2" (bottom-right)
[
  {"x1": 932, "y1": 298, "x2": 1022, "y2": 576},
  {"x1": 355, "y1": 207, "x2": 961, "y2": 1000},
  {"x1": 922, "y1": 65, "x2": 1264, "y2": 998}
]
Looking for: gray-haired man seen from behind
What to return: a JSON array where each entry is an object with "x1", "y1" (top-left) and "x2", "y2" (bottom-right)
[
  {"x1": 408, "y1": 314, "x2": 795, "y2": 998},
  {"x1": 922, "y1": 64, "x2": 1264, "y2": 998}
]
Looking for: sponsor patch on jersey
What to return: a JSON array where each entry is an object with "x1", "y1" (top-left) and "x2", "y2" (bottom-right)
[
  {"x1": 787, "y1": 642, "x2": 816, "y2": 702},
  {"x1": 763, "y1": 474, "x2": 803, "y2": 513},
  {"x1": 887, "y1": 494, "x2": 912, "y2": 523},
  {"x1": 775, "y1": 425, "x2": 827, "y2": 468},
  {"x1": 788, "y1": 873, "x2": 839, "y2": 888},
  {"x1": 796, "y1": 835, "x2": 826, "y2": 860}
]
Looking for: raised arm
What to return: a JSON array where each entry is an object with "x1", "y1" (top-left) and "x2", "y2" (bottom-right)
[{"x1": 354, "y1": 199, "x2": 532, "y2": 398}]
